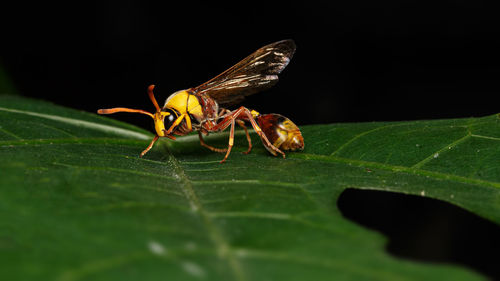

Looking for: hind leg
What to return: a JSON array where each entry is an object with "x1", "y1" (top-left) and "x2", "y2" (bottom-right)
[{"x1": 208, "y1": 106, "x2": 285, "y2": 163}]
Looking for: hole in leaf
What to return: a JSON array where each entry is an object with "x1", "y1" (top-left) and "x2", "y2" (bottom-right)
[{"x1": 337, "y1": 188, "x2": 500, "y2": 280}]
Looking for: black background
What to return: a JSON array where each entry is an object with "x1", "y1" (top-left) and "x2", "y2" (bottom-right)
[
  {"x1": 2, "y1": 1, "x2": 499, "y2": 279},
  {"x1": 2, "y1": 1, "x2": 499, "y2": 130}
]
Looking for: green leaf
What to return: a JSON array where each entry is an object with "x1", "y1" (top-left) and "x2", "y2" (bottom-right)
[{"x1": 1, "y1": 95, "x2": 498, "y2": 281}]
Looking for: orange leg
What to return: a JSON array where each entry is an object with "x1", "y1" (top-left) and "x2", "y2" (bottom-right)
[
  {"x1": 208, "y1": 106, "x2": 285, "y2": 163},
  {"x1": 198, "y1": 120, "x2": 251, "y2": 155},
  {"x1": 237, "y1": 120, "x2": 252, "y2": 154},
  {"x1": 244, "y1": 110, "x2": 284, "y2": 157},
  {"x1": 220, "y1": 118, "x2": 236, "y2": 163},
  {"x1": 198, "y1": 131, "x2": 227, "y2": 153},
  {"x1": 140, "y1": 135, "x2": 159, "y2": 157}
]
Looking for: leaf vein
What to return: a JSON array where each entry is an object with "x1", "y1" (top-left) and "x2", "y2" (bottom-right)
[
  {"x1": 232, "y1": 248, "x2": 411, "y2": 281},
  {"x1": 0, "y1": 127, "x2": 22, "y2": 140},
  {"x1": 330, "y1": 123, "x2": 407, "y2": 156},
  {"x1": 0, "y1": 106, "x2": 150, "y2": 140},
  {"x1": 51, "y1": 162, "x2": 183, "y2": 196},
  {"x1": 165, "y1": 146, "x2": 247, "y2": 281},
  {"x1": 192, "y1": 179, "x2": 318, "y2": 207},
  {"x1": 36, "y1": 122, "x2": 79, "y2": 138},
  {"x1": 471, "y1": 134, "x2": 500, "y2": 141},
  {"x1": 411, "y1": 131, "x2": 472, "y2": 169},
  {"x1": 292, "y1": 153, "x2": 500, "y2": 189}
]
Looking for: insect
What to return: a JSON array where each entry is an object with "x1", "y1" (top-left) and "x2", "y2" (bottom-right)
[{"x1": 98, "y1": 39, "x2": 304, "y2": 163}]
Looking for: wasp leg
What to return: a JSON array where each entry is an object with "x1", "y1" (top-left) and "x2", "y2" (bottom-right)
[
  {"x1": 165, "y1": 114, "x2": 187, "y2": 135},
  {"x1": 220, "y1": 118, "x2": 236, "y2": 163},
  {"x1": 140, "y1": 135, "x2": 159, "y2": 157},
  {"x1": 209, "y1": 106, "x2": 285, "y2": 163},
  {"x1": 219, "y1": 108, "x2": 230, "y2": 116},
  {"x1": 219, "y1": 108, "x2": 251, "y2": 154},
  {"x1": 238, "y1": 107, "x2": 284, "y2": 158},
  {"x1": 198, "y1": 120, "x2": 250, "y2": 155},
  {"x1": 236, "y1": 120, "x2": 252, "y2": 154},
  {"x1": 198, "y1": 131, "x2": 227, "y2": 153}
]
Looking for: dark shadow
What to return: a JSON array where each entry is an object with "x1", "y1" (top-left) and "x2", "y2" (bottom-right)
[{"x1": 337, "y1": 188, "x2": 500, "y2": 280}]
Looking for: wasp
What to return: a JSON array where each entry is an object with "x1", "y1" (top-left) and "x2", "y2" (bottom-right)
[{"x1": 98, "y1": 39, "x2": 304, "y2": 163}]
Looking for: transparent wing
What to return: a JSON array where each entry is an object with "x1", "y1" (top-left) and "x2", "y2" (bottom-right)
[{"x1": 191, "y1": 39, "x2": 296, "y2": 106}]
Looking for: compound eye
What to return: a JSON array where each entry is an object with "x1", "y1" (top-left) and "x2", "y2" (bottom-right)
[
  {"x1": 165, "y1": 114, "x2": 175, "y2": 125},
  {"x1": 163, "y1": 109, "x2": 178, "y2": 129}
]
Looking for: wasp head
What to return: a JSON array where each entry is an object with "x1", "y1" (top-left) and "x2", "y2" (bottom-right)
[
  {"x1": 154, "y1": 108, "x2": 179, "y2": 137},
  {"x1": 97, "y1": 84, "x2": 177, "y2": 140}
]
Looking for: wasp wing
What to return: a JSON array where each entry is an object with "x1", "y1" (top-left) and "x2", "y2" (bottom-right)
[{"x1": 191, "y1": 39, "x2": 296, "y2": 107}]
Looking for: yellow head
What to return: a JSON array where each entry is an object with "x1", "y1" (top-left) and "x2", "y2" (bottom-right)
[
  {"x1": 153, "y1": 108, "x2": 179, "y2": 137},
  {"x1": 97, "y1": 85, "x2": 178, "y2": 139}
]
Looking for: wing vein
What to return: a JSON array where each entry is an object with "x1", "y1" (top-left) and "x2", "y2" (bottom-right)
[{"x1": 192, "y1": 40, "x2": 296, "y2": 107}]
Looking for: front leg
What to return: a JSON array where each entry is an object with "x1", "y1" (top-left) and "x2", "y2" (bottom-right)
[{"x1": 140, "y1": 135, "x2": 159, "y2": 157}]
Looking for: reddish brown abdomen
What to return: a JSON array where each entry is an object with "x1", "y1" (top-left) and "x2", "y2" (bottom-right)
[{"x1": 256, "y1": 113, "x2": 304, "y2": 152}]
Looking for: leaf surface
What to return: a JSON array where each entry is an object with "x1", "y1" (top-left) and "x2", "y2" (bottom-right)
[{"x1": 1, "y1": 95, "x2": 498, "y2": 281}]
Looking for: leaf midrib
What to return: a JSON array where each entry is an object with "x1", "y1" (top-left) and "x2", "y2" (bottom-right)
[{"x1": 162, "y1": 143, "x2": 247, "y2": 281}]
